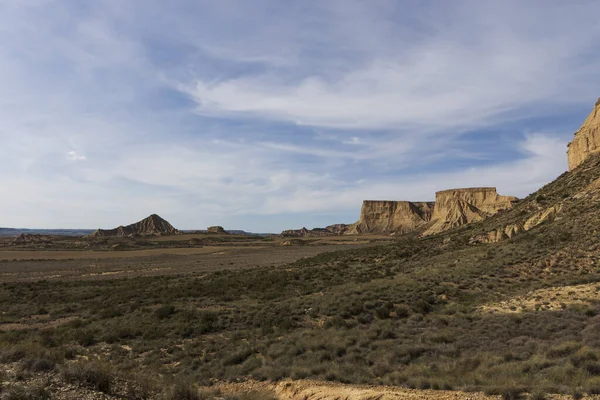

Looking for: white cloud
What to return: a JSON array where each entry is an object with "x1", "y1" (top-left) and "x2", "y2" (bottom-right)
[
  {"x1": 0, "y1": 0, "x2": 596, "y2": 231},
  {"x1": 66, "y1": 151, "x2": 86, "y2": 161},
  {"x1": 182, "y1": 2, "x2": 600, "y2": 130}
]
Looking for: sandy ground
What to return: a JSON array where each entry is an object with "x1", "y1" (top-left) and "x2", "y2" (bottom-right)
[
  {"x1": 479, "y1": 282, "x2": 600, "y2": 314},
  {"x1": 216, "y1": 379, "x2": 594, "y2": 400}
]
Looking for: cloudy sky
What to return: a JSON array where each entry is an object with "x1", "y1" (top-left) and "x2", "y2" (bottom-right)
[{"x1": 1, "y1": 0, "x2": 599, "y2": 232}]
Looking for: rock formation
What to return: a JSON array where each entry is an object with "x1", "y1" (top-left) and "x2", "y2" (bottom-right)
[
  {"x1": 281, "y1": 224, "x2": 350, "y2": 237},
  {"x1": 343, "y1": 189, "x2": 516, "y2": 237},
  {"x1": 421, "y1": 188, "x2": 517, "y2": 236},
  {"x1": 470, "y1": 204, "x2": 563, "y2": 244},
  {"x1": 88, "y1": 214, "x2": 179, "y2": 238},
  {"x1": 13, "y1": 234, "x2": 52, "y2": 244},
  {"x1": 207, "y1": 226, "x2": 227, "y2": 234},
  {"x1": 567, "y1": 98, "x2": 600, "y2": 170},
  {"x1": 347, "y1": 201, "x2": 434, "y2": 235}
]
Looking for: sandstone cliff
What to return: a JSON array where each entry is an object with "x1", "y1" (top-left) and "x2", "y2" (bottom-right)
[
  {"x1": 421, "y1": 188, "x2": 517, "y2": 236},
  {"x1": 567, "y1": 98, "x2": 600, "y2": 170},
  {"x1": 347, "y1": 200, "x2": 434, "y2": 235},
  {"x1": 88, "y1": 214, "x2": 179, "y2": 238}
]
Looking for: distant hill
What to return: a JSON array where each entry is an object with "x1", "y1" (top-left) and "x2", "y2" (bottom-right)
[
  {"x1": 88, "y1": 214, "x2": 179, "y2": 238},
  {"x1": 0, "y1": 228, "x2": 94, "y2": 237}
]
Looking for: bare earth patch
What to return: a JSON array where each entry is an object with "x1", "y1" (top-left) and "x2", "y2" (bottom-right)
[
  {"x1": 0, "y1": 315, "x2": 77, "y2": 331},
  {"x1": 216, "y1": 379, "x2": 593, "y2": 399},
  {"x1": 479, "y1": 283, "x2": 600, "y2": 314}
]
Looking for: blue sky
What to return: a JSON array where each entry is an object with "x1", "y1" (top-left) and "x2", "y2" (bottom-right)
[{"x1": 1, "y1": 0, "x2": 599, "y2": 232}]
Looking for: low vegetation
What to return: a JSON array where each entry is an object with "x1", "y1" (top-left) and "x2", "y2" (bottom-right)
[{"x1": 3, "y1": 156, "x2": 600, "y2": 397}]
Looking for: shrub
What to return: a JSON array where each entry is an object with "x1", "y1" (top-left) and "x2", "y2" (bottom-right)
[
  {"x1": 0, "y1": 346, "x2": 27, "y2": 363},
  {"x1": 572, "y1": 390, "x2": 584, "y2": 400},
  {"x1": 155, "y1": 305, "x2": 177, "y2": 319},
  {"x1": 74, "y1": 329, "x2": 95, "y2": 347},
  {"x1": 485, "y1": 386, "x2": 526, "y2": 400},
  {"x1": 4, "y1": 384, "x2": 50, "y2": 400},
  {"x1": 223, "y1": 348, "x2": 254, "y2": 366},
  {"x1": 164, "y1": 380, "x2": 207, "y2": 400},
  {"x1": 529, "y1": 391, "x2": 547, "y2": 400},
  {"x1": 502, "y1": 387, "x2": 526, "y2": 400},
  {"x1": 19, "y1": 356, "x2": 56, "y2": 372},
  {"x1": 62, "y1": 361, "x2": 112, "y2": 393},
  {"x1": 395, "y1": 304, "x2": 411, "y2": 318},
  {"x1": 225, "y1": 391, "x2": 278, "y2": 400},
  {"x1": 546, "y1": 342, "x2": 580, "y2": 358}
]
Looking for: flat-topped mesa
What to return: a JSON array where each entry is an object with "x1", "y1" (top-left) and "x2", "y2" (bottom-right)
[
  {"x1": 348, "y1": 200, "x2": 435, "y2": 235},
  {"x1": 88, "y1": 214, "x2": 179, "y2": 238},
  {"x1": 422, "y1": 187, "x2": 517, "y2": 236},
  {"x1": 568, "y1": 97, "x2": 600, "y2": 170}
]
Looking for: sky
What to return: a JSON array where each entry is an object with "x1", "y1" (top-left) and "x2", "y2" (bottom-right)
[{"x1": 1, "y1": 0, "x2": 600, "y2": 232}]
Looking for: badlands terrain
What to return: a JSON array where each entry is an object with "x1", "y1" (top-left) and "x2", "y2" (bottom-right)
[{"x1": 2, "y1": 99, "x2": 600, "y2": 399}]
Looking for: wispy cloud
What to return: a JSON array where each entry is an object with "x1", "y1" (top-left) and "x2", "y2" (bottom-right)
[{"x1": 0, "y1": 0, "x2": 597, "y2": 231}]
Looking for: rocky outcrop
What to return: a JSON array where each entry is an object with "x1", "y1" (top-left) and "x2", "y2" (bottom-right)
[
  {"x1": 470, "y1": 204, "x2": 562, "y2": 244},
  {"x1": 567, "y1": 98, "x2": 600, "y2": 170},
  {"x1": 280, "y1": 239, "x2": 309, "y2": 246},
  {"x1": 323, "y1": 224, "x2": 349, "y2": 235},
  {"x1": 207, "y1": 226, "x2": 227, "y2": 234},
  {"x1": 281, "y1": 224, "x2": 350, "y2": 237},
  {"x1": 88, "y1": 214, "x2": 178, "y2": 238},
  {"x1": 422, "y1": 188, "x2": 517, "y2": 236},
  {"x1": 347, "y1": 201, "x2": 434, "y2": 235},
  {"x1": 13, "y1": 234, "x2": 52, "y2": 244}
]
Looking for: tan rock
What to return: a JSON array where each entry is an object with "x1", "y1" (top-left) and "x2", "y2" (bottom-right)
[
  {"x1": 471, "y1": 204, "x2": 562, "y2": 244},
  {"x1": 567, "y1": 97, "x2": 600, "y2": 170},
  {"x1": 422, "y1": 188, "x2": 517, "y2": 236},
  {"x1": 523, "y1": 204, "x2": 562, "y2": 231},
  {"x1": 348, "y1": 200, "x2": 434, "y2": 235},
  {"x1": 87, "y1": 214, "x2": 178, "y2": 237},
  {"x1": 207, "y1": 226, "x2": 227, "y2": 234}
]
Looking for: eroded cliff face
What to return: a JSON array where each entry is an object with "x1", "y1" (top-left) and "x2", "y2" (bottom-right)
[
  {"x1": 567, "y1": 98, "x2": 600, "y2": 170},
  {"x1": 470, "y1": 204, "x2": 563, "y2": 244},
  {"x1": 348, "y1": 200, "x2": 434, "y2": 235},
  {"x1": 421, "y1": 188, "x2": 517, "y2": 236}
]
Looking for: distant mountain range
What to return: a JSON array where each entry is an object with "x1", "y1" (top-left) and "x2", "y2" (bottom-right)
[
  {"x1": 0, "y1": 226, "x2": 271, "y2": 237},
  {"x1": 0, "y1": 228, "x2": 95, "y2": 236}
]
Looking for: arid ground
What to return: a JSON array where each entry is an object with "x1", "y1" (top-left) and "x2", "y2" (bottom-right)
[
  {"x1": 5, "y1": 156, "x2": 600, "y2": 399},
  {"x1": 0, "y1": 233, "x2": 388, "y2": 283}
]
